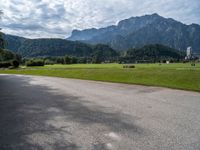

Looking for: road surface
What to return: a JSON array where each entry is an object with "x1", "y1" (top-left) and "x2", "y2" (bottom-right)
[{"x1": 0, "y1": 74, "x2": 200, "y2": 150}]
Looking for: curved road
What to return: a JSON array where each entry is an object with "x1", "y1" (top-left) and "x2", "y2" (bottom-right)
[{"x1": 0, "y1": 74, "x2": 200, "y2": 150}]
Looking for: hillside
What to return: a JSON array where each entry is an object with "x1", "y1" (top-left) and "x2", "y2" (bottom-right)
[
  {"x1": 2, "y1": 34, "x2": 26, "y2": 53},
  {"x1": 122, "y1": 44, "x2": 185, "y2": 63},
  {"x1": 2, "y1": 34, "x2": 186, "y2": 62},
  {"x1": 0, "y1": 33, "x2": 20, "y2": 62},
  {"x1": 17, "y1": 38, "x2": 94, "y2": 57},
  {"x1": 68, "y1": 13, "x2": 200, "y2": 53},
  {"x1": 2, "y1": 35, "x2": 118, "y2": 59}
]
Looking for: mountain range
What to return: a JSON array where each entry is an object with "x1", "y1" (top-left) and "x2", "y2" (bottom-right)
[
  {"x1": 67, "y1": 13, "x2": 200, "y2": 53},
  {"x1": 2, "y1": 13, "x2": 200, "y2": 58},
  {"x1": 2, "y1": 34, "x2": 118, "y2": 58}
]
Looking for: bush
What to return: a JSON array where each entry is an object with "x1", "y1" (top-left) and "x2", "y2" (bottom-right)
[
  {"x1": 64, "y1": 56, "x2": 71, "y2": 64},
  {"x1": 71, "y1": 57, "x2": 78, "y2": 64},
  {"x1": 0, "y1": 61, "x2": 12, "y2": 68},
  {"x1": 12, "y1": 60, "x2": 19, "y2": 68},
  {"x1": 77, "y1": 57, "x2": 87, "y2": 64},
  {"x1": 44, "y1": 59, "x2": 55, "y2": 65},
  {"x1": 123, "y1": 65, "x2": 135, "y2": 68},
  {"x1": 26, "y1": 59, "x2": 44, "y2": 66},
  {"x1": 0, "y1": 60, "x2": 20, "y2": 68}
]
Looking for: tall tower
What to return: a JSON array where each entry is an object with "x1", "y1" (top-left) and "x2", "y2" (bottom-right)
[{"x1": 186, "y1": 47, "x2": 192, "y2": 59}]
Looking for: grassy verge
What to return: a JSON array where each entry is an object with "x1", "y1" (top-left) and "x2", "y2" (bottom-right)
[{"x1": 0, "y1": 63, "x2": 200, "y2": 92}]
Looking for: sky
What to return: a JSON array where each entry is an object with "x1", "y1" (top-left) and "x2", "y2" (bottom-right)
[{"x1": 0, "y1": 0, "x2": 200, "y2": 39}]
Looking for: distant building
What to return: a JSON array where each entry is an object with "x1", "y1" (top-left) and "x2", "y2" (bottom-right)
[
  {"x1": 187, "y1": 47, "x2": 192, "y2": 57},
  {"x1": 185, "y1": 47, "x2": 192, "y2": 60}
]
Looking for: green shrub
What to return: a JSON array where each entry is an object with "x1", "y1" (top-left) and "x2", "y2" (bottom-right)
[
  {"x1": 0, "y1": 61, "x2": 12, "y2": 68},
  {"x1": 12, "y1": 60, "x2": 19, "y2": 68},
  {"x1": 44, "y1": 59, "x2": 55, "y2": 65},
  {"x1": 123, "y1": 65, "x2": 135, "y2": 68},
  {"x1": 0, "y1": 60, "x2": 20, "y2": 68},
  {"x1": 26, "y1": 59, "x2": 44, "y2": 66}
]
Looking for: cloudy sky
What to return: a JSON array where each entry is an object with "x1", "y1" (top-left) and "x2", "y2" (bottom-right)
[{"x1": 0, "y1": 0, "x2": 200, "y2": 38}]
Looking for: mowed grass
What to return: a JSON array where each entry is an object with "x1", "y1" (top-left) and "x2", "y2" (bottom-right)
[{"x1": 0, "y1": 63, "x2": 200, "y2": 92}]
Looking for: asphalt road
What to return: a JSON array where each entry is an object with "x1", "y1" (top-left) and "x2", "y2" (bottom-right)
[{"x1": 0, "y1": 74, "x2": 200, "y2": 150}]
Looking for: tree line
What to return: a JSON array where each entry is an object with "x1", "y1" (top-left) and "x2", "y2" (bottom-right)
[
  {"x1": 119, "y1": 44, "x2": 186, "y2": 63},
  {"x1": 24, "y1": 55, "x2": 117, "y2": 66}
]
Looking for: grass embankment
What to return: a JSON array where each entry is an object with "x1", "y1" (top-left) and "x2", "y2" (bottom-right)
[{"x1": 0, "y1": 63, "x2": 200, "y2": 92}]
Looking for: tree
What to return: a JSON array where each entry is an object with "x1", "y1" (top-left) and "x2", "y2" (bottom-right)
[
  {"x1": 56, "y1": 57, "x2": 65, "y2": 64},
  {"x1": 71, "y1": 57, "x2": 78, "y2": 64},
  {"x1": 12, "y1": 60, "x2": 20, "y2": 68},
  {"x1": 0, "y1": 10, "x2": 5, "y2": 49},
  {"x1": 64, "y1": 56, "x2": 71, "y2": 64}
]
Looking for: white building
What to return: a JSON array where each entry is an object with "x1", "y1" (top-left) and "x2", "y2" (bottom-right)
[
  {"x1": 185, "y1": 47, "x2": 192, "y2": 60},
  {"x1": 187, "y1": 47, "x2": 192, "y2": 57}
]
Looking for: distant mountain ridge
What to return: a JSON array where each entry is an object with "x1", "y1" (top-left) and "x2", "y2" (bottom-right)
[
  {"x1": 67, "y1": 13, "x2": 200, "y2": 53},
  {"x1": 2, "y1": 34, "x2": 185, "y2": 62},
  {"x1": 2, "y1": 34, "x2": 118, "y2": 58},
  {"x1": 3, "y1": 13, "x2": 200, "y2": 58},
  {"x1": 3, "y1": 34, "x2": 26, "y2": 53}
]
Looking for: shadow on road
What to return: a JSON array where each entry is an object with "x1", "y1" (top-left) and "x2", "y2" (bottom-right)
[{"x1": 0, "y1": 75, "x2": 143, "y2": 149}]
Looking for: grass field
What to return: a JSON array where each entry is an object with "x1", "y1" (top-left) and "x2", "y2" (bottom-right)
[{"x1": 0, "y1": 63, "x2": 200, "y2": 92}]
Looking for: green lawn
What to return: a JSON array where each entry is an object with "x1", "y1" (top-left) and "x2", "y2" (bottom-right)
[{"x1": 0, "y1": 63, "x2": 200, "y2": 92}]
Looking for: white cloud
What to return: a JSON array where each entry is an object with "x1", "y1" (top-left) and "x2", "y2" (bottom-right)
[{"x1": 0, "y1": 0, "x2": 200, "y2": 38}]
